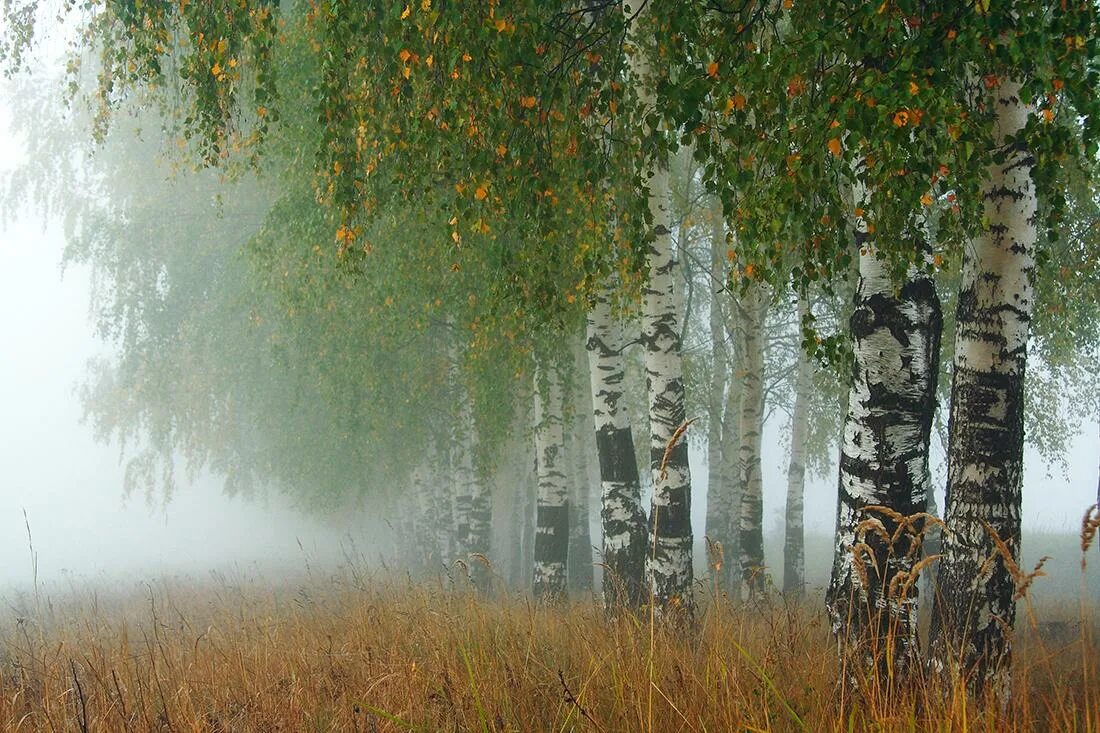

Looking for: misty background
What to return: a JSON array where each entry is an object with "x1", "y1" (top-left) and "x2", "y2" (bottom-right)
[{"x1": 0, "y1": 78, "x2": 1097, "y2": 595}]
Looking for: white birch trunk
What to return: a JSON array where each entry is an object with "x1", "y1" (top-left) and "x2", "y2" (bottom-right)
[
  {"x1": 705, "y1": 207, "x2": 738, "y2": 593},
  {"x1": 737, "y1": 283, "x2": 766, "y2": 596},
  {"x1": 931, "y1": 78, "x2": 1037, "y2": 696},
  {"x1": 533, "y1": 361, "x2": 569, "y2": 599},
  {"x1": 629, "y1": 2, "x2": 694, "y2": 612},
  {"x1": 719, "y1": 315, "x2": 743, "y2": 597},
  {"x1": 567, "y1": 335, "x2": 595, "y2": 594},
  {"x1": 431, "y1": 442, "x2": 455, "y2": 570},
  {"x1": 587, "y1": 286, "x2": 649, "y2": 607},
  {"x1": 783, "y1": 295, "x2": 811, "y2": 597},
  {"x1": 826, "y1": 237, "x2": 942, "y2": 682},
  {"x1": 457, "y1": 393, "x2": 492, "y2": 592}
]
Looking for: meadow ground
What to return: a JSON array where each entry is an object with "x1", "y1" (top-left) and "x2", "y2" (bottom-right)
[{"x1": 0, "y1": 553, "x2": 1095, "y2": 733}]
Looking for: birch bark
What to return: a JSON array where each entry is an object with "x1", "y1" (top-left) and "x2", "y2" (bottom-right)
[
  {"x1": 737, "y1": 283, "x2": 766, "y2": 596},
  {"x1": 587, "y1": 288, "x2": 649, "y2": 607},
  {"x1": 705, "y1": 209, "x2": 738, "y2": 593},
  {"x1": 930, "y1": 78, "x2": 1037, "y2": 695},
  {"x1": 825, "y1": 239, "x2": 942, "y2": 682},
  {"x1": 783, "y1": 296, "x2": 811, "y2": 597},
  {"x1": 629, "y1": 3, "x2": 694, "y2": 611},
  {"x1": 533, "y1": 362, "x2": 569, "y2": 599}
]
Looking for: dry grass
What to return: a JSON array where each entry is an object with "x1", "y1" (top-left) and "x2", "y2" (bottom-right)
[{"x1": 0, "y1": 567, "x2": 1094, "y2": 733}]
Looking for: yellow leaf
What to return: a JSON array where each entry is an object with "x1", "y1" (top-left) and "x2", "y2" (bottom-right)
[
  {"x1": 398, "y1": 49, "x2": 411, "y2": 63},
  {"x1": 707, "y1": 61, "x2": 719, "y2": 78},
  {"x1": 520, "y1": 96, "x2": 537, "y2": 109},
  {"x1": 828, "y1": 138, "x2": 842, "y2": 157},
  {"x1": 210, "y1": 62, "x2": 222, "y2": 76},
  {"x1": 400, "y1": 4, "x2": 410, "y2": 19},
  {"x1": 475, "y1": 186, "x2": 488, "y2": 200},
  {"x1": 421, "y1": 0, "x2": 430, "y2": 9},
  {"x1": 909, "y1": 81, "x2": 919, "y2": 95},
  {"x1": 920, "y1": 193, "x2": 933, "y2": 206},
  {"x1": 496, "y1": 144, "x2": 507, "y2": 156}
]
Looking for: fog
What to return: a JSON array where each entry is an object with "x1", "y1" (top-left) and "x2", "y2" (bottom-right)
[
  {"x1": 0, "y1": 235, "x2": 349, "y2": 591},
  {"x1": 0, "y1": 136, "x2": 350, "y2": 590},
  {"x1": 0, "y1": 77, "x2": 1097, "y2": 598}
]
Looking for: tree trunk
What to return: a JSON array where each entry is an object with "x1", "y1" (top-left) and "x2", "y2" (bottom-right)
[
  {"x1": 533, "y1": 361, "x2": 569, "y2": 600},
  {"x1": 705, "y1": 207, "x2": 738, "y2": 594},
  {"x1": 629, "y1": 6, "x2": 694, "y2": 612},
  {"x1": 587, "y1": 287, "x2": 649, "y2": 608},
  {"x1": 930, "y1": 78, "x2": 1037, "y2": 697},
  {"x1": 825, "y1": 240, "x2": 942, "y2": 684},
  {"x1": 452, "y1": 403, "x2": 473, "y2": 562},
  {"x1": 568, "y1": 335, "x2": 596, "y2": 595},
  {"x1": 458, "y1": 393, "x2": 492, "y2": 592},
  {"x1": 783, "y1": 295, "x2": 811, "y2": 597},
  {"x1": 432, "y1": 443, "x2": 456, "y2": 572},
  {"x1": 738, "y1": 283, "x2": 766, "y2": 596},
  {"x1": 719, "y1": 316, "x2": 743, "y2": 597}
]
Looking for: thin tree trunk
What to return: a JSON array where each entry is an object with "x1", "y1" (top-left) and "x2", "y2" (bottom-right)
[
  {"x1": 568, "y1": 335, "x2": 595, "y2": 594},
  {"x1": 826, "y1": 239, "x2": 942, "y2": 684},
  {"x1": 533, "y1": 361, "x2": 569, "y2": 599},
  {"x1": 458, "y1": 394, "x2": 492, "y2": 592},
  {"x1": 930, "y1": 78, "x2": 1037, "y2": 697},
  {"x1": 629, "y1": 5, "x2": 694, "y2": 612},
  {"x1": 738, "y1": 283, "x2": 766, "y2": 596},
  {"x1": 432, "y1": 442, "x2": 455, "y2": 572},
  {"x1": 719, "y1": 314, "x2": 743, "y2": 597},
  {"x1": 705, "y1": 206, "x2": 736, "y2": 592},
  {"x1": 452, "y1": 393, "x2": 473, "y2": 563},
  {"x1": 783, "y1": 295, "x2": 811, "y2": 597},
  {"x1": 587, "y1": 287, "x2": 649, "y2": 608}
]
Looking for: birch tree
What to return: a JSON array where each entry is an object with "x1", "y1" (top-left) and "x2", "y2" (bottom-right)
[
  {"x1": 705, "y1": 210, "x2": 740, "y2": 594},
  {"x1": 928, "y1": 77, "x2": 1037, "y2": 695},
  {"x1": 628, "y1": 2, "x2": 694, "y2": 611},
  {"x1": 533, "y1": 361, "x2": 569, "y2": 599},
  {"x1": 825, "y1": 236, "x2": 942, "y2": 682},
  {"x1": 783, "y1": 295, "x2": 812, "y2": 597},
  {"x1": 587, "y1": 288, "x2": 649, "y2": 607},
  {"x1": 737, "y1": 284, "x2": 767, "y2": 596}
]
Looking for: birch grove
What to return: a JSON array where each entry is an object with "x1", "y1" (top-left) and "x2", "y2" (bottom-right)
[{"x1": 5, "y1": 0, "x2": 1097, "y2": 705}]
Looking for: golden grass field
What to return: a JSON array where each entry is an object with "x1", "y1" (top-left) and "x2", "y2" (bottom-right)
[{"x1": 0, "y1": 560, "x2": 1094, "y2": 733}]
